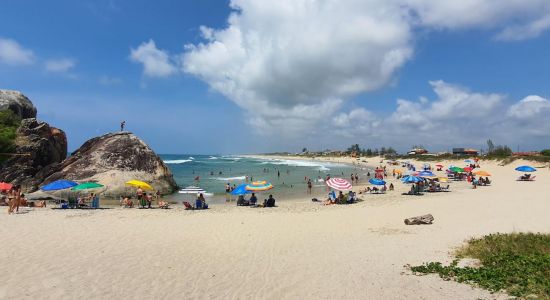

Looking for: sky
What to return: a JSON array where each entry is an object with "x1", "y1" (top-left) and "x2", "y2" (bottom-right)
[{"x1": 1, "y1": 0, "x2": 550, "y2": 154}]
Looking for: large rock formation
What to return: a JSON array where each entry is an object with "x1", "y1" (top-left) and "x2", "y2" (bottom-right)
[
  {"x1": 42, "y1": 132, "x2": 178, "y2": 197},
  {"x1": 0, "y1": 90, "x2": 67, "y2": 190},
  {"x1": 0, "y1": 90, "x2": 37, "y2": 119}
]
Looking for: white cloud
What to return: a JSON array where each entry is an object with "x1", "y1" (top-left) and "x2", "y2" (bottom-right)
[
  {"x1": 177, "y1": 0, "x2": 550, "y2": 139},
  {"x1": 507, "y1": 95, "x2": 550, "y2": 119},
  {"x1": 130, "y1": 39, "x2": 178, "y2": 77},
  {"x1": 0, "y1": 38, "x2": 35, "y2": 65},
  {"x1": 495, "y1": 15, "x2": 550, "y2": 41},
  {"x1": 44, "y1": 58, "x2": 77, "y2": 73}
]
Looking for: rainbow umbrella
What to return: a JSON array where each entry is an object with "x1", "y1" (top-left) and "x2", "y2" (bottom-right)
[
  {"x1": 326, "y1": 178, "x2": 352, "y2": 191},
  {"x1": 245, "y1": 181, "x2": 273, "y2": 192}
]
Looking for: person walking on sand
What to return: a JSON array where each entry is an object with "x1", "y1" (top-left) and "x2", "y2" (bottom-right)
[
  {"x1": 120, "y1": 120, "x2": 126, "y2": 131},
  {"x1": 307, "y1": 179, "x2": 312, "y2": 194}
]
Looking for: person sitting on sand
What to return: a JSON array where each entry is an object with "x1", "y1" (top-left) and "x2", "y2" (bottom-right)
[
  {"x1": 34, "y1": 200, "x2": 47, "y2": 208},
  {"x1": 264, "y1": 195, "x2": 275, "y2": 207},
  {"x1": 146, "y1": 193, "x2": 153, "y2": 208},
  {"x1": 195, "y1": 193, "x2": 208, "y2": 209},
  {"x1": 250, "y1": 193, "x2": 258, "y2": 206},
  {"x1": 337, "y1": 191, "x2": 345, "y2": 203},
  {"x1": 237, "y1": 195, "x2": 249, "y2": 206},
  {"x1": 120, "y1": 196, "x2": 133, "y2": 208},
  {"x1": 389, "y1": 183, "x2": 394, "y2": 191}
]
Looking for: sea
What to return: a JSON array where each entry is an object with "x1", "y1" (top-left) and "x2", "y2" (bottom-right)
[{"x1": 160, "y1": 154, "x2": 370, "y2": 203}]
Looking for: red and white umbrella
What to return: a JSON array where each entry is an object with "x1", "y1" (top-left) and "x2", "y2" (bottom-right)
[{"x1": 326, "y1": 177, "x2": 352, "y2": 191}]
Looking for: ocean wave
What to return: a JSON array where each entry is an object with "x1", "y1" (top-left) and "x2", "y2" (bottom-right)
[
  {"x1": 208, "y1": 156, "x2": 218, "y2": 160},
  {"x1": 259, "y1": 158, "x2": 343, "y2": 171},
  {"x1": 164, "y1": 159, "x2": 193, "y2": 164},
  {"x1": 188, "y1": 157, "x2": 195, "y2": 160},
  {"x1": 212, "y1": 176, "x2": 246, "y2": 181}
]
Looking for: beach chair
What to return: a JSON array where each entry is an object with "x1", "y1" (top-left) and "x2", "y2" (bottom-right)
[
  {"x1": 183, "y1": 201, "x2": 195, "y2": 210},
  {"x1": 441, "y1": 185, "x2": 450, "y2": 192}
]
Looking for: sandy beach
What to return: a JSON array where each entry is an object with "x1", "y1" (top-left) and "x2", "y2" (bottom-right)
[{"x1": 1, "y1": 157, "x2": 549, "y2": 299}]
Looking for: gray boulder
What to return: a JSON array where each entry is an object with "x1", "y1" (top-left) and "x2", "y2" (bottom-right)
[
  {"x1": 0, "y1": 118, "x2": 67, "y2": 190},
  {"x1": 0, "y1": 90, "x2": 37, "y2": 119},
  {"x1": 42, "y1": 132, "x2": 178, "y2": 197}
]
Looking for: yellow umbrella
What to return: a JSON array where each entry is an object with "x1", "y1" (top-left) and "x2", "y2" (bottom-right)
[
  {"x1": 474, "y1": 171, "x2": 491, "y2": 176},
  {"x1": 125, "y1": 180, "x2": 153, "y2": 190},
  {"x1": 438, "y1": 177, "x2": 449, "y2": 182}
]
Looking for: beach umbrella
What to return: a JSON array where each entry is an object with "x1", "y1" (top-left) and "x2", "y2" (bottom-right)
[
  {"x1": 417, "y1": 171, "x2": 435, "y2": 177},
  {"x1": 463, "y1": 166, "x2": 473, "y2": 172},
  {"x1": 515, "y1": 166, "x2": 536, "y2": 172},
  {"x1": 449, "y1": 167, "x2": 464, "y2": 173},
  {"x1": 474, "y1": 170, "x2": 491, "y2": 176},
  {"x1": 401, "y1": 176, "x2": 422, "y2": 183},
  {"x1": 231, "y1": 184, "x2": 252, "y2": 195},
  {"x1": 40, "y1": 180, "x2": 78, "y2": 191},
  {"x1": 0, "y1": 182, "x2": 13, "y2": 191},
  {"x1": 368, "y1": 178, "x2": 386, "y2": 185},
  {"x1": 72, "y1": 182, "x2": 104, "y2": 191},
  {"x1": 435, "y1": 164, "x2": 444, "y2": 168},
  {"x1": 394, "y1": 169, "x2": 403, "y2": 174},
  {"x1": 125, "y1": 180, "x2": 153, "y2": 190},
  {"x1": 245, "y1": 181, "x2": 273, "y2": 192},
  {"x1": 464, "y1": 159, "x2": 474, "y2": 163},
  {"x1": 438, "y1": 177, "x2": 449, "y2": 183},
  {"x1": 326, "y1": 178, "x2": 352, "y2": 191}
]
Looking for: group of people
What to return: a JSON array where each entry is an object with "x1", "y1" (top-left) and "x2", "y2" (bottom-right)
[
  {"x1": 121, "y1": 188, "x2": 166, "y2": 208},
  {"x1": 358, "y1": 183, "x2": 394, "y2": 194},
  {"x1": 318, "y1": 190, "x2": 357, "y2": 205},
  {"x1": 236, "y1": 193, "x2": 276, "y2": 207}
]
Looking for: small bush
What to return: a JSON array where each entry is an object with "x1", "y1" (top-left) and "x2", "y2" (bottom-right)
[{"x1": 410, "y1": 233, "x2": 550, "y2": 298}]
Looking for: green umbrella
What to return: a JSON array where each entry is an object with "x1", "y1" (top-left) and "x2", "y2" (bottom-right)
[
  {"x1": 72, "y1": 182, "x2": 104, "y2": 191},
  {"x1": 449, "y1": 167, "x2": 465, "y2": 173}
]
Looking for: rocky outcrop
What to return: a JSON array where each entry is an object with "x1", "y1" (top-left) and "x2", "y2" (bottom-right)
[
  {"x1": 42, "y1": 132, "x2": 178, "y2": 197},
  {"x1": 0, "y1": 90, "x2": 37, "y2": 119},
  {"x1": 0, "y1": 118, "x2": 67, "y2": 189}
]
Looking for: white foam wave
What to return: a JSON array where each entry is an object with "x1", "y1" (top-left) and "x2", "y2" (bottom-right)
[
  {"x1": 208, "y1": 156, "x2": 218, "y2": 160},
  {"x1": 188, "y1": 157, "x2": 195, "y2": 160},
  {"x1": 164, "y1": 159, "x2": 193, "y2": 164},
  {"x1": 212, "y1": 176, "x2": 246, "y2": 181},
  {"x1": 259, "y1": 158, "x2": 345, "y2": 171}
]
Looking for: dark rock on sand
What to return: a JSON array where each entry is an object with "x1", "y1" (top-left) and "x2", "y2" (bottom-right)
[
  {"x1": 42, "y1": 132, "x2": 178, "y2": 197},
  {"x1": 0, "y1": 118, "x2": 68, "y2": 190},
  {"x1": 0, "y1": 90, "x2": 37, "y2": 119}
]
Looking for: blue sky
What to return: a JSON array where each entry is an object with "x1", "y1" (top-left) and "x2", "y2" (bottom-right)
[{"x1": 1, "y1": 0, "x2": 550, "y2": 154}]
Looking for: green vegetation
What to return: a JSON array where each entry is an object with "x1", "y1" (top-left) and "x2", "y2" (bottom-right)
[
  {"x1": 410, "y1": 233, "x2": 550, "y2": 298},
  {"x1": 0, "y1": 109, "x2": 21, "y2": 158},
  {"x1": 485, "y1": 139, "x2": 513, "y2": 158},
  {"x1": 541, "y1": 149, "x2": 550, "y2": 157}
]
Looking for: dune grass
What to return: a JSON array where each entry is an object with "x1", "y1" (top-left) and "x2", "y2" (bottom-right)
[{"x1": 410, "y1": 233, "x2": 550, "y2": 298}]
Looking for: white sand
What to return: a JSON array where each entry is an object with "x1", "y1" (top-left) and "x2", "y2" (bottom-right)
[{"x1": 1, "y1": 158, "x2": 549, "y2": 299}]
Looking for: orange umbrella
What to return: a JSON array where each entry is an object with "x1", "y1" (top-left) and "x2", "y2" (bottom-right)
[
  {"x1": 394, "y1": 169, "x2": 403, "y2": 174},
  {"x1": 474, "y1": 170, "x2": 491, "y2": 176}
]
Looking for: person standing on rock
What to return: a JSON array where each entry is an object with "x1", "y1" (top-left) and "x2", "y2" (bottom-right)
[{"x1": 120, "y1": 120, "x2": 126, "y2": 131}]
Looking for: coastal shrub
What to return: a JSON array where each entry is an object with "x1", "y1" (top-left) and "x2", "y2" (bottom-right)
[
  {"x1": 410, "y1": 233, "x2": 550, "y2": 298},
  {"x1": 541, "y1": 149, "x2": 550, "y2": 157},
  {"x1": 0, "y1": 110, "x2": 21, "y2": 154}
]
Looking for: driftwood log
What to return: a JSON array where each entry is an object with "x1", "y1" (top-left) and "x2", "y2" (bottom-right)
[{"x1": 404, "y1": 214, "x2": 434, "y2": 225}]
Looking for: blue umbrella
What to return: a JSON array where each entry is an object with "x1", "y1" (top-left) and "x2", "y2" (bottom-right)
[
  {"x1": 40, "y1": 180, "x2": 78, "y2": 191},
  {"x1": 368, "y1": 178, "x2": 386, "y2": 185},
  {"x1": 464, "y1": 159, "x2": 474, "y2": 163},
  {"x1": 401, "y1": 176, "x2": 422, "y2": 183},
  {"x1": 231, "y1": 184, "x2": 252, "y2": 195},
  {"x1": 417, "y1": 171, "x2": 435, "y2": 177},
  {"x1": 515, "y1": 166, "x2": 536, "y2": 172}
]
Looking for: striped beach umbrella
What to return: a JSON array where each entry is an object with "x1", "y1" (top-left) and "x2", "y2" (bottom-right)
[
  {"x1": 245, "y1": 181, "x2": 273, "y2": 192},
  {"x1": 326, "y1": 177, "x2": 352, "y2": 191}
]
